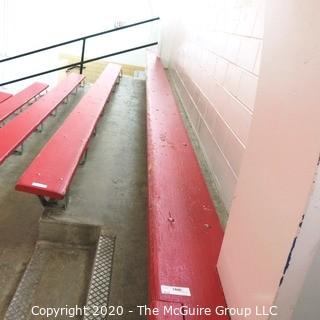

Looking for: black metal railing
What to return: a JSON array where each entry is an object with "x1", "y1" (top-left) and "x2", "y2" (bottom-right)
[{"x1": 0, "y1": 17, "x2": 160, "y2": 86}]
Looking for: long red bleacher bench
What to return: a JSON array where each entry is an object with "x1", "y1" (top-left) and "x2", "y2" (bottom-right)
[
  {"x1": 0, "y1": 82, "x2": 49, "y2": 125},
  {"x1": 0, "y1": 73, "x2": 84, "y2": 165},
  {"x1": 146, "y1": 52, "x2": 228, "y2": 319},
  {"x1": 15, "y1": 64, "x2": 121, "y2": 208},
  {"x1": 0, "y1": 91, "x2": 12, "y2": 104}
]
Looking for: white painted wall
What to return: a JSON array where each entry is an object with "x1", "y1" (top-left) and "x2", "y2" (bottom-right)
[
  {"x1": 218, "y1": 0, "x2": 320, "y2": 318},
  {"x1": 156, "y1": 0, "x2": 265, "y2": 210}
]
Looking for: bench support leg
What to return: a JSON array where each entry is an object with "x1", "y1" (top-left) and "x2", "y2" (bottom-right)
[
  {"x1": 63, "y1": 96, "x2": 69, "y2": 104},
  {"x1": 38, "y1": 193, "x2": 69, "y2": 210},
  {"x1": 80, "y1": 149, "x2": 88, "y2": 166},
  {"x1": 27, "y1": 99, "x2": 34, "y2": 106},
  {"x1": 116, "y1": 70, "x2": 122, "y2": 85},
  {"x1": 14, "y1": 143, "x2": 24, "y2": 156},
  {"x1": 51, "y1": 109, "x2": 57, "y2": 117},
  {"x1": 116, "y1": 74, "x2": 121, "y2": 85},
  {"x1": 36, "y1": 123, "x2": 44, "y2": 133}
]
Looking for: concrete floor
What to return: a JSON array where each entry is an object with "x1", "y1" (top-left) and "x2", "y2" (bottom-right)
[{"x1": 0, "y1": 76, "x2": 148, "y2": 319}]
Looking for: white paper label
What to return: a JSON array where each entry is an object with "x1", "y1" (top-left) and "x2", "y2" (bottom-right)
[
  {"x1": 161, "y1": 285, "x2": 191, "y2": 296},
  {"x1": 32, "y1": 182, "x2": 48, "y2": 189}
]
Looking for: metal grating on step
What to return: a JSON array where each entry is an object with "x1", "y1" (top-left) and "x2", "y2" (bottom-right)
[
  {"x1": 4, "y1": 246, "x2": 48, "y2": 320},
  {"x1": 84, "y1": 234, "x2": 115, "y2": 320}
]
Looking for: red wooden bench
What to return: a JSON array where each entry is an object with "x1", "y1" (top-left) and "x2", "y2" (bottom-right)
[
  {"x1": 146, "y1": 52, "x2": 228, "y2": 319},
  {"x1": 0, "y1": 82, "x2": 48, "y2": 125},
  {"x1": 0, "y1": 73, "x2": 84, "y2": 165},
  {"x1": 0, "y1": 91, "x2": 12, "y2": 104},
  {"x1": 16, "y1": 64, "x2": 121, "y2": 209}
]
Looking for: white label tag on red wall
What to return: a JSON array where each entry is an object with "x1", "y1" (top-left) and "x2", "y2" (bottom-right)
[{"x1": 161, "y1": 285, "x2": 191, "y2": 296}]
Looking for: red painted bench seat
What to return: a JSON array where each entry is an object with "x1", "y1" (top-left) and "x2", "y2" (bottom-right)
[
  {"x1": 16, "y1": 64, "x2": 121, "y2": 203},
  {"x1": 0, "y1": 91, "x2": 12, "y2": 104},
  {"x1": 0, "y1": 73, "x2": 84, "y2": 165},
  {"x1": 0, "y1": 82, "x2": 48, "y2": 124},
  {"x1": 146, "y1": 52, "x2": 228, "y2": 319}
]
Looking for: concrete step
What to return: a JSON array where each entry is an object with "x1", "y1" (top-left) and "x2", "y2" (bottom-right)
[
  {"x1": 4, "y1": 241, "x2": 94, "y2": 320},
  {"x1": 4, "y1": 221, "x2": 116, "y2": 320},
  {"x1": 39, "y1": 210, "x2": 100, "y2": 246}
]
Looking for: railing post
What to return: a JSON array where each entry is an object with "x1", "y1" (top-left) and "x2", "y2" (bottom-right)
[{"x1": 80, "y1": 39, "x2": 86, "y2": 74}]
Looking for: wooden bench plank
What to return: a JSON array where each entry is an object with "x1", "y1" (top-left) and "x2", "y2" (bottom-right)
[
  {"x1": 15, "y1": 64, "x2": 121, "y2": 201},
  {"x1": 0, "y1": 82, "x2": 48, "y2": 123},
  {"x1": 0, "y1": 91, "x2": 12, "y2": 104},
  {"x1": 146, "y1": 52, "x2": 227, "y2": 319},
  {"x1": 0, "y1": 73, "x2": 84, "y2": 165}
]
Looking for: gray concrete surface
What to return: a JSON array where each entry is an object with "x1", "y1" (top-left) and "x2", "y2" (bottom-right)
[
  {"x1": 39, "y1": 217, "x2": 100, "y2": 246},
  {"x1": 5, "y1": 241, "x2": 94, "y2": 320},
  {"x1": 29, "y1": 243, "x2": 94, "y2": 320}
]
